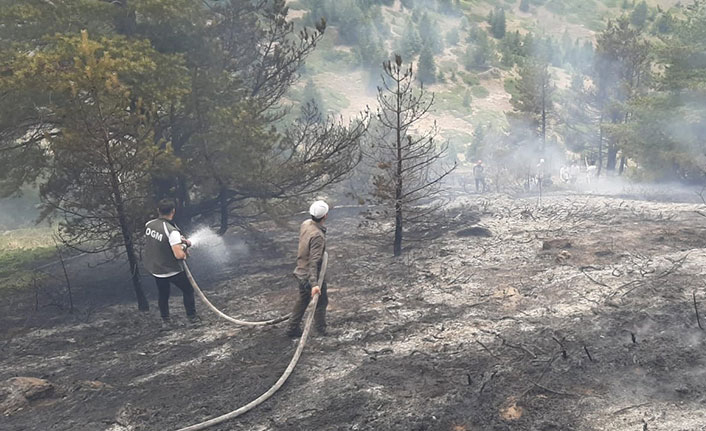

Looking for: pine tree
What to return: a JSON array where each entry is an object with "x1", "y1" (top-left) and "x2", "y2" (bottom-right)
[
  {"x1": 655, "y1": 12, "x2": 673, "y2": 33},
  {"x1": 519, "y1": 0, "x2": 530, "y2": 13},
  {"x1": 417, "y1": 47, "x2": 437, "y2": 84},
  {"x1": 463, "y1": 90, "x2": 472, "y2": 107},
  {"x1": 418, "y1": 12, "x2": 444, "y2": 53},
  {"x1": 615, "y1": 3, "x2": 706, "y2": 180},
  {"x1": 0, "y1": 0, "x2": 369, "y2": 312},
  {"x1": 491, "y1": 8, "x2": 507, "y2": 39},
  {"x1": 446, "y1": 27, "x2": 460, "y2": 45},
  {"x1": 465, "y1": 30, "x2": 494, "y2": 70},
  {"x1": 561, "y1": 73, "x2": 603, "y2": 161},
  {"x1": 560, "y1": 30, "x2": 573, "y2": 66},
  {"x1": 0, "y1": 30, "x2": 187, "y2": 311},
  {"x1": 593, "y1": 17, "x2": 651, "y2": 172},
  {"x1": 510, "y1": 59, "x2": 554, "y2": 152},
  {"x1": 631, "y1": 1, "x2": 648, "y2": 27},
  {"x1": 337, "y1": 0, "x2": 366, "y2": 44},
  {"x1": 499, "y1": 41, "x2": 515, "y2": 68},
  {"x1": 500, "y1": 31, "x2": 523, "y2": 67},
  {"x1": 399, "y1": 18, "x2": 422, "y2": 57},
  {"x1": 369, "y1": 55, "x2": 455, "y2": 256},
  {"x1": 521, "y1": 32, "x2": 535, "y2": 57},
  {"x1": 357, "y1": 22, "x2": 387, "y2": 71}
]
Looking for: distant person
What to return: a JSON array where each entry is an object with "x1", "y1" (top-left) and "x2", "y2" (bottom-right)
[
  {"x1": 569, "y1": 163, "x2": 580, "y2": 184},
  {"x1": 287, "y1": 200, "x2": 329, "y2": 337},
  {"x1": 585, "y1": 161, "x2": 597, "y2": 184},
  {"x1": 473, "y1": 160, "x2": 486, "y2": 193},
  {"x1": 536, "y1": 158, "x2": 546, "y2": 189},
  {"x1": 143, "y1": 199, "x2": 199, "y2": 329},
  {"x1": 560, "y1": 165, "x2": 570, "y2": 183}
]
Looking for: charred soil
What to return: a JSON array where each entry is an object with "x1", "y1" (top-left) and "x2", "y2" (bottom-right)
[{"x1": 2, "y1": 193, "x2": 706, "y2": 431}]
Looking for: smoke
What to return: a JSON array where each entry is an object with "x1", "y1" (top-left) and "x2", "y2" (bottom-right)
[
  {"x1": 187, "y1": 227, "x2": 243, "y2": 265},
  {"x1": 296, "y1": 0, "x2": 706, "y2": 196},
  {"x1": 0, "y1": 192, "x2": 42, "y2": 230}
]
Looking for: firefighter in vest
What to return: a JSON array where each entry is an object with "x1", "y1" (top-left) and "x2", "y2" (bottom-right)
[
  {"x1": 143, "y1": 199, "x2": 199, "y2": 327},
  {"x1": 286, "y1": 200, "x2": 329, "y2": 337}
]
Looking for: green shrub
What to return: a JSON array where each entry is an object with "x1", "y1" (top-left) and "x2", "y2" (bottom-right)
[
  {"x1": 471, "y1": 85, "x2": 490, "y2": 98},
  {"x1": 461, "y1": 72, "x2": 480, "y2": 86}
]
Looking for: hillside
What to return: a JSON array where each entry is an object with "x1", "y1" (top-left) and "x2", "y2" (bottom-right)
[{"x1": 285, "y1": 0, "x2": 693, "y2": 160}]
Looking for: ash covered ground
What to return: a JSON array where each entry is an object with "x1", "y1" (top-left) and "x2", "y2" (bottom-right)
[{"x1": 2, "y1": 189, "x2": 706, "y2": 431}]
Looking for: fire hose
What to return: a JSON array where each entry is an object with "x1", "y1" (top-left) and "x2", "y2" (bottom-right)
[
  {"x1": 174, "y1": 252, "x2": 328, "y2": 431},
  {"x1": 179, "y1": 260, "x2": 290, "y2": 326}
]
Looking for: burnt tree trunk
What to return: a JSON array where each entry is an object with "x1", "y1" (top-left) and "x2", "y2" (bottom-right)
[
  {"x1": 102, "y1": 119, "x2": 149, "y2": 311},
  {"x1": 606, "y1": 147, "x2": 618, "y2": 172},
  {"x1": 111, "y1": 167, "x2": 149, "y2": 311},
  {"x1": 541, "y1": 83, "x2": 547, "y2": 154},
  {"x1": 121, "y1": 219, "x2": 149, "y2": 311},
  {"x1": 606, "y1": 136, "x2": 618, "y2": 172},
  {"x1": 597, "y1": 115, "x2": 604, "y2": 177},
  {"x1": 113, "y1": 0, "x2": 137, "y2": 36},
  {"x1": 174, "y1": 174, "x2": 193, "y2": 231},
  {"x1": 374, "y1": 57, "x2": 452, "y2": 258},
  {"x1": 393, "y1": 76, "x2": 403, "y2": 257},
  {"x1": 218, "y1": 186, "x2": 229, "y2": 236}
]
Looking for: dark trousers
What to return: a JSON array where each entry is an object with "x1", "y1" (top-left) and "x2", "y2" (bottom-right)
[
  {"x1": 288, "y1": 278, "x2": 328, "y2": 332},
  {"x1": 475, "y1": 178, "x2": 486, "y2": 192},
  {"x1": 154, "y1": 272, "x2": 196, "y2": 319}
]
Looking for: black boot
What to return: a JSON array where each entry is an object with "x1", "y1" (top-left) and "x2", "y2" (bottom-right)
[
  {"x1": 186, "y1": 314, "x2": 202, "y2": 328},
  {"x1": 286, "y1": 327, "x2": 303, "y2": 338},
  {"x1": 160, "y1": 317, "x2": 174, "y2": 331}
]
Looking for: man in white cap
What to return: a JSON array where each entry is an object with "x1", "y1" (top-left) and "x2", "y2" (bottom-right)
[{"x1": 286, "y1": 200, "x2": 329, "y2": 337}]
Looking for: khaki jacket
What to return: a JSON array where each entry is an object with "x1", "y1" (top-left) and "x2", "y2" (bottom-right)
[{"x1": 293, "y1": 219, "x2": 326, "y2": 285}]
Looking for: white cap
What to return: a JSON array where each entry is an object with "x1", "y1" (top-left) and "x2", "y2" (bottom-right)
[{"x1": 309, "y1": 200, "x2": 329, "y2": 219}]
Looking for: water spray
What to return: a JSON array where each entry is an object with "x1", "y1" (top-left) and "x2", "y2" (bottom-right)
[
  {"x1": 178, "y1": 227, "x2": 290, "y2": 326},
  {"x1": 187, "y1": 227, "x2": 233, "y2": 264}
]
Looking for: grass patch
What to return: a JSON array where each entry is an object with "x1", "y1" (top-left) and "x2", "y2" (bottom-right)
[
  {"x1": 504, "y1": 77, "x2": 518, "y2": 97},
  {"x1": 440, "y1": 59, "x2": 459, "y2": 73},
  {"x1": 474, "y1": 109, "x2": 509, "y2": 129},
  {"x1": 287, "y1": 0, "x2": 306, "y2": 10},
  {"x1": 435, "y1": 85, "x2": 470, "y2": 112},
  {"x1": 461, "y1": 72, "x2": 480, "y2": 87},
  {"x1": 0, "y1": 227, "x2": 55, "y2": 249},
  {"x1": 0, "y1": 248, "x2": 56, "y2": 292},
  {"x1": 300, "y1": 31, "x2": 356, "y2": 75},
  {"x1": 471, "y1": 85, "x2": 490, "y2": 98},
  {"x1": 442, "y1": 129, "x2": 475, "y2": 160},
  {"x1": 468, "y1": 13, "x2": 487, "y2": 23},
  {"x1": 0, "y1": 227, "x2": 56, "y2": 292},
  {"x1": 544, "y1": 0, "x2": 606, "y2": 31}
]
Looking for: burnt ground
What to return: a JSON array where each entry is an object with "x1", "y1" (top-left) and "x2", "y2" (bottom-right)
[{"x1": 2, "y1": 192, "x2": 706, "y2": 431}]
